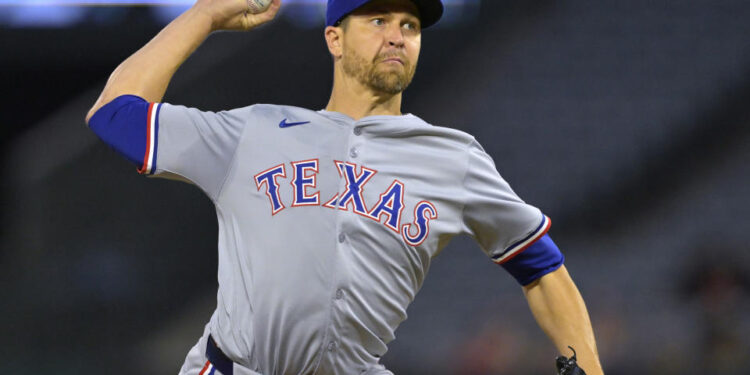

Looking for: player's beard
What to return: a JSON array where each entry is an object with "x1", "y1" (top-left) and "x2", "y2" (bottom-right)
[{"x1": 342, "y1": 46, "x2": 416, "y2": 95}]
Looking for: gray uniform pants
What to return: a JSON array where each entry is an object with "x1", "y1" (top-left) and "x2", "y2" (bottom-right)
[{"x1": 179, "y1": 324, "x2": 393, "y2": 375}]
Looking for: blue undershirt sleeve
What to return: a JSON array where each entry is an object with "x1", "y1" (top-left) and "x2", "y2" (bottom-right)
[
  {"x1": 501, "y1": 234, "x2": 564, "y2": 286},
  {"x1": 88, "y1": 94, "x2": 153, "y2": 171}
]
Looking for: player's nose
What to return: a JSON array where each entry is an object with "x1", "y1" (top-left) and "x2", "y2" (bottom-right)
[{"x1": 384, "y1": 21, "x2": 405, "y2": 47}]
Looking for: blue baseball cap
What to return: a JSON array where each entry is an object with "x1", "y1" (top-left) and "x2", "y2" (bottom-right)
[{"x1": 326, "y1": 0, "x2": 444, "y2": 29}]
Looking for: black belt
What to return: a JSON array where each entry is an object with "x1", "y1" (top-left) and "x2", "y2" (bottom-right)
[{"x1": 206, "y1": 335, "x2": 234, "y2": 375}]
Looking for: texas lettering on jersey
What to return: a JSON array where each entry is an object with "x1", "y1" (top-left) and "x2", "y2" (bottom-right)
[{"x1": 254, "y1": 159, "x2": 438, "y2": 246}]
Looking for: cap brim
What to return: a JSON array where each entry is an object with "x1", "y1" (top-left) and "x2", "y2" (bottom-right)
[{"x1": 412, "y1": 0, "x2": 444, "y2": 28}]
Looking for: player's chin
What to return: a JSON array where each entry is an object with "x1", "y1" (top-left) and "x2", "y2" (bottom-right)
[
  {"x1": 374, "y1": 64, "x2": 408, "y2": 78},
  {"x1": 370, "y1": 74, "x2": 411, "y2": 94}
]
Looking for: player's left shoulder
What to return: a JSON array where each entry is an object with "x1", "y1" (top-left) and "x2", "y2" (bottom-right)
[{"x1": 401, "y1": 113, "x2": 476, "y2": 147}]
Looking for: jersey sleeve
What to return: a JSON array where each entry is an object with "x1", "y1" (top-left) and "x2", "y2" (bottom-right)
[
  {"x1": 88, "y1": 95, "x2": 245, "y2": 199},
  {"x1": 460, "y1": 139, "x2": 556, "y2": 269},
  {"x1": 153, "y1": 101, "x2": 246, "y2": 197}
]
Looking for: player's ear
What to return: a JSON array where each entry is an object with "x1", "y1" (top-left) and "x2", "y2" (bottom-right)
[{"x1": 324, "y1": 25, "x2": 343, "y2": 59}]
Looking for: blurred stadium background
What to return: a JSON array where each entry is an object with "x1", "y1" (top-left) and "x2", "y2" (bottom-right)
[{"x1": 1, "y1": 0, "x2": 749, "y2": 374}]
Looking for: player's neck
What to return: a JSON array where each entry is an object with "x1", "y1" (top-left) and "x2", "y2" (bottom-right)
[{"x1": 326, "y1": 73, "x2": 403, "y2": 120}]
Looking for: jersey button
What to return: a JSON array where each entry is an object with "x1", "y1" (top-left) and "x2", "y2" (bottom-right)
[
  {"x1": 327, "y1": 341, "x2": 337, "y2": 352},
  {"x1": 349, "y1": 147, "x2": 358, "y2": 158},
  {"x1": 353, "y1": 127, "x2": 362, "y2": 136},
  {"x1": 335, "y1": 289, "x2": 344, "y2": 300},
  {"x1": 338, "y1": 233, "x2": 345, "y2": 243}
]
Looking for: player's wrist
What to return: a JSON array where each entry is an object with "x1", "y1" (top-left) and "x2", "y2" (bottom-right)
[{"x1": 187, "y1": 4, "x2": 221, "y2": 33}]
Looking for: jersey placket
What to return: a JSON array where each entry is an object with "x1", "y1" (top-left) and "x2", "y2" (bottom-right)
[{"x1": 315, "y1": 121, "x2": 368, "y2": 374}]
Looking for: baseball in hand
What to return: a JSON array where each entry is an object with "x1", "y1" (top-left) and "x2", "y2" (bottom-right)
[{"x1": 246, "y1": 0, "x2": 272, "y2": 14}]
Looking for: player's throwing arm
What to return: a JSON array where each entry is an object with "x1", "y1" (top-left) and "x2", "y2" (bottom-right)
[{"x1": 85, "y1": 0, "x2": 281, "y2": 123}]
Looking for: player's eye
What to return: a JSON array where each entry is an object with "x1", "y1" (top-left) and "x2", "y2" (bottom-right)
[
  {"x1": 371, "y1": 18, "x2": 385, "y2": 26},
  {"x1": 402, "y1": 20, "x2": 420, "y2": 32}
]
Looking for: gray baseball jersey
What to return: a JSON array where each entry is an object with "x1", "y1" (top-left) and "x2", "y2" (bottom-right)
[{"x1": 139, "y1": 102, "x2": 549, "y2": 374}]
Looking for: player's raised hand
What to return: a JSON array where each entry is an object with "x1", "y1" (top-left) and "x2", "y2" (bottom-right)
[{"x1": 193, "y1": 0, "x2": 281, "y2": 32}]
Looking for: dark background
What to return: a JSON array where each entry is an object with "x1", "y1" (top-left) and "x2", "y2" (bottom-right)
[{"x1": 2, "y1": 1, "x2": 750, "y2": 374}]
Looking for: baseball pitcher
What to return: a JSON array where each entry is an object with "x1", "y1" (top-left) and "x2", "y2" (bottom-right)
[{"x1": 85, "y1": 0, "x2": 605, "y2": 374}]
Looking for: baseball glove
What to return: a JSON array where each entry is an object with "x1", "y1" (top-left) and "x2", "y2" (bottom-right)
[{"x1": 555, "y1": 346, "x2": 586, "y2": 375}]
